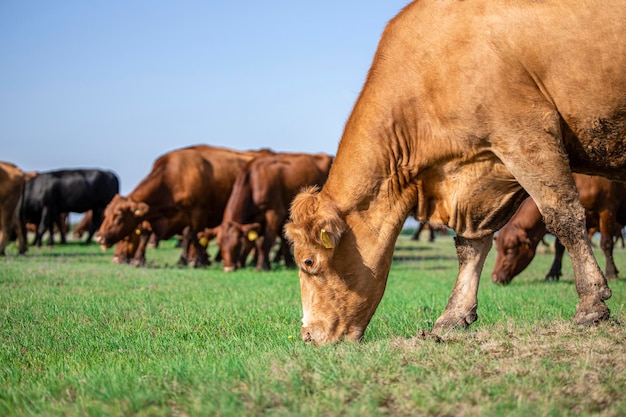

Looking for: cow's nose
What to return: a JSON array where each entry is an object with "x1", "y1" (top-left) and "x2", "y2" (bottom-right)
[
  {"x1": 491, "y1": 272, "x2": 510, "y2": 285},
  {"x1": 223, "y1": 266, "x2": 236, "y2": 273}
]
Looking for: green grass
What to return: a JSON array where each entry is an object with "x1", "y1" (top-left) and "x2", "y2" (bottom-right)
[{"x1": 1, "y1": 232, "x2": 626, "y2": 416}]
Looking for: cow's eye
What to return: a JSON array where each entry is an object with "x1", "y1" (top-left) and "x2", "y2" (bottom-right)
[{"x1": 300, "y1": 254, "x2": 320, "y2": 275}]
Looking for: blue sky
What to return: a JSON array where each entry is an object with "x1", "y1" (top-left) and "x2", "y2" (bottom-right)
[{"x1": 1, "y1": 1, "x2": 409, "y2": 195}]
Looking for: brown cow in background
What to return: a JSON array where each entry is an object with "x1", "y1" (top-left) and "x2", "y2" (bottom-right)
[
  {"x1": 111, "y1": 221, "x2": 153, "y2": 265},
  {"x1": 492, "y1": 174, "x2": 626, "y2": 284},
  {"x1": 202, "y1": 152, "x2": 333, "y2": 272},
  {"x1": 77, "y1": 210, "x2": 159, "y2": 259},
  {"x1": 96, "y1": 145, "x2": 273, "y2": 266},
  {"x1": 0, "y1": 162, "x2": 33, "y2": 255}
]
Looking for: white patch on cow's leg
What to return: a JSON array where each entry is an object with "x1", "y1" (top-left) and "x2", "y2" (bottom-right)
[{"x1": 433, "y1": 235, "x2": 492, "y2": 333}]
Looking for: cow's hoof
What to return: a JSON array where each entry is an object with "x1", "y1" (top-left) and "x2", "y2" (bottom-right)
[
  {"x1": 433, "y1": 310, "x2": 477, "y2": 333},
  {"x1": 574, "y1": 302, "x2": 610, "y2": 326},
  {"x1": 544, "y1": 274, "x2": 561, "y2": 282},
  {"x1": 130, "y1": 259, "x2": 145, "y2": 268}
]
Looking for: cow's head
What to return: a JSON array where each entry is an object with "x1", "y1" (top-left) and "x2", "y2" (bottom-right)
[
  {"x1": 285, "y1": 187, "x2": 386, "y2": 346},
  {"x1": 96, "y1": 194, "x2": 149, "y2": 248},
  {"x1": 203, "y1": 221, "x2": 262, "y2": 272},
  {"x1": 491, "y1": 227, "x2": 535, "y2": 285}
]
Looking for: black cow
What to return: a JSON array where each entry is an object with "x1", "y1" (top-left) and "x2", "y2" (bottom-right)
[{"x1": 21, "y1": 169, "x2": 119, "y2": 246}]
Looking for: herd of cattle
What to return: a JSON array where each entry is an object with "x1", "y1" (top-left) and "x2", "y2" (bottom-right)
[
  {"x1": 1, "y1": 144, "x2": 624, "y2": 281},
  {"x1": 0, "y1": 145, "x2": 334, "y2": 272}
]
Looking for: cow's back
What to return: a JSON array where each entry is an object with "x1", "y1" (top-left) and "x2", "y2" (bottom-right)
[
  {"x1": 249, "y1": 153, "x2": 333, "y2": 207},
  {"x1": 371, "y1": 0, "x2": 626, "y2": 178},
  {"x1": 51, "y1": 170, "x2": 119, "y2": 213},
  {"x1": 129, "y1": 145, "x2": 273, "y2": 227}
]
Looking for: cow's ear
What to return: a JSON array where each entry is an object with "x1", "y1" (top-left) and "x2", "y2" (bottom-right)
[
  {"x1": 283, "y1": 222, "x2": 299, "y2": 244},
  {"x1": 287, "y1": 185, "x2": 345, "y2": 250},
  {"x1": 200, "y1": 227, "x2": 219, "y2": 241},
  {"x1": 133, "y1": 202, "x2": 149, "y2": 217},
  {"x1": 198, "y1": 228, "x2": 217, "y2": 248},
  {"x1": 320, "y1": 229, "x2": 334, "y2": 249},
  {"x1": 318, "y1": 223, "x2": 344, "y2": 250},
  {"x1": 241, "y1": 223, "x2": 262, "y2": 242}
]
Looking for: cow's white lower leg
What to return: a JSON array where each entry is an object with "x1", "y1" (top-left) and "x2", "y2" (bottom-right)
[{"x1": 433, "y1": 235, "x2": 492, "y2": 333}]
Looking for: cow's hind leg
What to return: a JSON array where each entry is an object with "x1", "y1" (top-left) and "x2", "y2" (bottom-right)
[
  {"x1": 494, "y1": 120, "x2": 611, "y2": 325},
  {"x1": 433, "y1": 235, "x2": 492, "y2": 333}
]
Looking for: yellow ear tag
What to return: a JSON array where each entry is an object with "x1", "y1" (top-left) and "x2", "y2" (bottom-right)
[
  {"x1": 247, "y1": 230, "x2": 259, "y2": 241},
  {"x1": 199, "y1": 237, "x2": 209, "y2": 247},
  {"x1": 135, "y1": 228, "x2": 141, "y2": 235},
  {"x1": 134, "y1": 210, "x2": 143, "y2": 216},
  {"x1": 320, "y1": 229, "x2": 334, "y2": 249}
]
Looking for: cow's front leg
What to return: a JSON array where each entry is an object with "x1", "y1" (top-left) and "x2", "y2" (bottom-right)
[{"x1": 433, "y1": 235, "x2": 492, "y2": 333}]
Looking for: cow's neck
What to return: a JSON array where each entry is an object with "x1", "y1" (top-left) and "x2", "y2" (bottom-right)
[
  {"x1": 323, "y1": 95, "x2": 418, "y2": 271},
  {"x1": 222, "y1": 180, "x2": 255, "y2": 223},
  {"x1": 516, "y1": 200, "x2": 548, "y2": 247},
  {"x1": 128, "y1": 172, "x2": 176, "y2": 218}
]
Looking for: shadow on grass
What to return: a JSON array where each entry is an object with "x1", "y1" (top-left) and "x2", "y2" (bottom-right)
[
  {"x1": 392, "y1": 254, "x2": 457, "y2": 263},
  {"x1": 494, "y1": 278, "x2": 575, "y2": 288},
  {"x1": 20, "y1": 241, "x2": 110, "y2": 258}
]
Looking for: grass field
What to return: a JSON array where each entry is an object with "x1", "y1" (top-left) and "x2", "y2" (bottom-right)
[{"x1": 2, "y1": 231, "x2": 626, "y2": 416}]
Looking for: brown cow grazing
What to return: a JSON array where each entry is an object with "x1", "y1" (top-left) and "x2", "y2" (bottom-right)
[
  {"x1": 96, "y1": 145, "x2": 272, "y2": 266},
  {"x1": 284, "y1": 1, "x2": 626, "y2": 345},
  {"x1": 111, "y1": 221, "x2": 153, "y2": 266},
  {"x1": 492, "y1": 174, "x2": 626, "y2": 284},
  {"x1": 0, "y1": 162, "x2": 31, "y2": 255},
  {"x1": 204, "y1": 152, "x2": 333, "y2": 272}
]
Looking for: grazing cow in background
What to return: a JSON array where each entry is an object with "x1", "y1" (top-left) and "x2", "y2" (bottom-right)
[
  {"x1": 203, "y1": 152, "x2": 333, "y2": 272},
  {"x1": 111, "y1": 221, "x2": 153, "y2": 265},
  {"x1": 0, "y1": 162, "x2": 32, "y2": 255},
  {"x1": 96, "y1": 145, "x2": 273, "y2": 266},
  {"x1": 284, "y1": 1, "x2": 626, "y2": 345},
  {"x1": 492, "y1": 174, "x2": 626, "y2": 284},
  {"x1": 21, "y1": 169, "x2": 119, "y2": 246}
]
